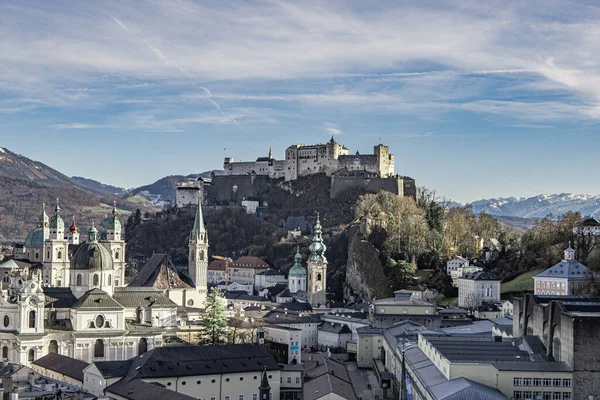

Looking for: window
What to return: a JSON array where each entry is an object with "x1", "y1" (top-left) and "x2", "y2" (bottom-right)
[
  {"x1": 138, "y1": 338, "x2": 147, "y2": 355},
  {"x1": 107, "y1": 275, "x2": 112, "y2": 286},
  {"x1": 94, "y1": 339, "x2": 104, "y2": 358},
  {"x1": 533, "y1": 378, "x2": 542, "y2": 387},
  {"x1": 49, "y1": 340, "x2": 58, "y2": 354},
  {"x1": 553, "y1": 393, "x2": 561, "y2": 400},
  {"x1": 514, "y1": 391, "x2": 523, "y2": 399},
  {"x1": 533, "y1": 392, "x2": 542, "y2": 400},
  {"x1": 253, "y1": 395, "x2": 258, "y2": 400},
  {"x1": 296, "y1": 377, "x2": 300, "y2": 384},
  {"x1": 95, "y1": 315, "x2": 105, "y2": 328},
  {"x1": 552, "y1": 379, "x2": 562, "y2": 387},
  {"x1": 543, "y1": 378, "x2": 552, "y2": 387},
  {"x1": 2, "y1": 346, "x2": 8, "y2": 359},
  {"x1": 287, "y1": 377, "x2": 292, "y2": 384},
  {"x1": 524, "y1": 378, "x2": 532, "y2": 386},
  {"x1": 562, "y1": 379, "x2": 571, "y2": 387},
  {"x1": 317, "y1": 273, "x2": 322, "y2": 281},
  {"x1": 115, "y1": 252, "x2": 120, "y2": 260},
  {"x1": 93, "y1": 274, "x2": 99, "y2": 286},
  {"x1": 225, "y1": 397, "x2": 230, "y2": 400},
  {"x1": 543, "y1": 393, "x2": 552, "y2": 400},
  {"x1": 28, "y1": 310, "x2": 36, "y2": 328},
  {"x1": 76, "y1": 274, "x2": 82, "y2": 286},
  {"x1": 182, "y1": 381, "x2": 186, "y2": 385},
  {"x1": 562, "y1": 393, "x2": 571, "y2": 400},
  {"x1": 28, "y1": 349, "x2": 35, "y2": 362},
  {"x1": 514, "y1": 378, "x2": 523, "y2": 386},
  {"x1": 3, "y1": 315, "x2": 9, "y2": 328},
  {"x1": 239, "y1": 396, "x2": 244, "y2": 400},
  {"x1": 524, "y1": 392, "x2": 532, "y2": 399}
]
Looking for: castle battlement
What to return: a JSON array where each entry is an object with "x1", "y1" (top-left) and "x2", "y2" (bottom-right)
[{"x1": 223, "y1": 138, "x2": 395, "y2": 181}]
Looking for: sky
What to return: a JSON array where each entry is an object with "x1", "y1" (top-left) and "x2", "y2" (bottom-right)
[{"x1": 1, "y1": 0, "x2": 600, "y2": 203}]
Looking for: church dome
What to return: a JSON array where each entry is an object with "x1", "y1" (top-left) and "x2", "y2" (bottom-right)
[
  {"x1": 71, "y1": 226, "x2": 113, "y2": 271},
  {"x1": 289, "y1": 250, "x2": 307, "y2": 277},
  {"x1": 71, "y1": 242, "x2": 113, "y2": 271},
  {"x1": 24, "y1": 228, "x2": 45, "y2": 247},
  {"x1": 107, "y1": 203, "x2": 121, "y2": 230}
]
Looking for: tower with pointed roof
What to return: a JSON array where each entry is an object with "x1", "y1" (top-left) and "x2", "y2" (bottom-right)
[
  {"x1": 307, "y1": 213, "x2": 327, "y2": 306},
  {"x1": 259, "y1": 368, "x2": 271, "y2": 400},
  {"x1": 42, "y1": 199, "x2": 70, "y2": 287},
  {"x1": 100, "y1": 202, "x2": 126, "y2": 288},
  {"x1": 288, "y1": 247, "x2": 307, "y2": 294},
  {"x1": 68, "y1": 217, "x2": 79, "y2": 245},
  {"x1": 189, "y1": 197, "x2": 209, "y2": 296}
]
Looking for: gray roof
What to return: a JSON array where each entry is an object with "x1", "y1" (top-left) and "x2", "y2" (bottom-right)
[
  {"x1": 93, "y1": 360, "x2": 133, "y2": 378},
  {"x1": 43, "y1": 287, "x2": 78, "y2": 309},
  {"x1": 460, "y1": 271, "x2": 501, "y2": 281},
  {"x1": 534, "y1": 259, "x2": 595, "y2": 280},
  {"x1": 97, "y1": 344, "x2": 279, "y2": 380},
  {"x1": 263, "y1": 310, "x2": 321, "y2": 324},
  {"x1": 319, "y1": 322, "x2": 352, "y2": 334},
  {"x1": 129, "y1": 253, "x2": 193, "y2": 289},
  {"x1": 72, "y1": 288, "x2": 124, "y2": 310},
  {"x1": 438, "y1": 308, "x2": 468, "y2": 315},
  {"x1": 106, "y1": 378, "x2": 196, "y2": 400},
  {"x1": 32, "y1": 353, "x2": 89, "y2": 382},
  {"x1": 430, "y1": 378, "x2": 507, "y2": 400},
  {"x1": 303, "y1": 373, "x2": 357, "y2": 400},
  {"x1": 441, "y1": 320, "x2": 495, "y2": 335},
  {"x1": 113, "y1": 287, "x2": 178, "y2": 308}
]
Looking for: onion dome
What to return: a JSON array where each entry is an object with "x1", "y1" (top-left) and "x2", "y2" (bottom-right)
[
  {"x1": 70, "y1": 225, "x2": 113, "y2": 271},
  {"x1": 309, "y1": 213, "x2": 327, "y2": 263},
  {"x1": 289, "y1": 247, "x2": 307, "y2": 277},
  {"x1": 49, "y1": 199, "x2": 64, "y2": 230},
  {"x1": 69, "y1": 218, "x2": 78, "y2": 233},
  {"x1": 107, "y1": 201, "x2": 121, "y2": 231}
]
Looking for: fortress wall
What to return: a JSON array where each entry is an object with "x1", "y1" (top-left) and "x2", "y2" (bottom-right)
[
  {"x1": 206, "y1": 175, "x2": 270, "y2": 205},
  {"x1": 330, "y1": 176, "x2": 404, "y2": 199}
]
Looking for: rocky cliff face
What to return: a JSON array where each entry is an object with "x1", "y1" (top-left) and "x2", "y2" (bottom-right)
[{"x1": 344, "y1": 224, "x2": 391, "y2": 301}]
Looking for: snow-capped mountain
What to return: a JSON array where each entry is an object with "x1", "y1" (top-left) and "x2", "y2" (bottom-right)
[{"x1": 470, "y1": 194, "x2": 600, "y2": 219}]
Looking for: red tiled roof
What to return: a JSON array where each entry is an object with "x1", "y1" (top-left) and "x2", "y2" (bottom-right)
[
  {"x1": 231, "y1": 256, "x2": 270, "y2": 269},
  {"x1": 208, "y1": 259, "x2": 226, "y2": 270}
]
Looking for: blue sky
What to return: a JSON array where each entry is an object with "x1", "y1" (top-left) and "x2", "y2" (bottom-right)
[{"x1": 1, "y1": 0, "x2": 600, "y2": 203}]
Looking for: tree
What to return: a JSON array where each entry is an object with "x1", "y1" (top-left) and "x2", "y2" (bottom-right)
[{"x1": 198, "y1": 288, "x2": 228, "y2": 346}]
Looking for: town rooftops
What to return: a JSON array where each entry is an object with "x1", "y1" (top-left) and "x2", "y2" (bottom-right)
[
  {"x1": 43, "y1": 287, "x2": 78, "y2": 309},
  {"x1": 32, "y1": 353, "x2": 89, "y2": 382},
  {"x1": 534, "y1": 259, "x2": 595, "y2": 280},
  {"x1": 303, "y1": 372, "x2": 357, "y2": 400},
  {"x1": 128, "y1": 253, "x2": 193, "y2": 289},
  {"x1": 429, "y1": 377, "x2": 507, "y2": 400},
  {"x1": 208, "y1": 259, "x2": 226, "y2": 270},
  {"x1": 319, "y1": 322, "x2": 352, "y2": 334},
  {"x1": 72, "y1": 288, "x2": 124, "y2": 310},
  {"x1": 231, "y1": 256, "x2": 270, "y2": 269},
  {"x1": 459, "y1": 271, "x2": 501, "y2": 281},
  {"x1": 256, "y1": 269, "x2": 285, "y2": 276},
  {"x1": 372, "y1": 294, "x2": 435, "y2": 307},
  {"x1": 263, "y1": 310, "x2": 321, "y2": 324}
]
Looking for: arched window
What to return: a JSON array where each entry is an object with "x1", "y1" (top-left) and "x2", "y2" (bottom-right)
[
  {"x1": 115, "y1": 251, "x2": 120, "y2": 260},
  {"x1": 138, "y1": 338, "x2": 148, "y2": 355},
  {"x1": 76, "y1": 274, "x2": 82, "y2": 286},
  {"x1": 94, "y1": 339, "x2": 104, "y2": 358},
  {"x1": 47, "y1": 250, "x2": 50, "y2": 259},
  {"x1": 93, "y1": 274, "x2": 99, "y2": 286},
  {"x1": 317, "y1": 273, "x2": 322, "y2": 281},
  {"x1": 57, "y1": 251, "x2": 62, "y2": 259},
  {"x1": 107, "y1": 275, "x2": 112, "y2": 286},
  {"x1": 28, "y1": 349, "x2": 35, "y2": 362},
  {"x1": 2, "y1": 346, "x2": 7, "y2": 360},
  {"x1": 49, "y1": 340, "x2": 58, "y2": 354},
  {"x1": 35, "y1": 252, "x2": 39, "y2": 259},
  {"x1": 199, "y1": 250, "x2": 205, "y2": 261},
  {"x1": 28, "y1": 311, "x2": 36, "y2": 328}
]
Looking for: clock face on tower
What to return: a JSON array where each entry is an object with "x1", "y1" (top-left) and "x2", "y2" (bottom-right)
[{"x1": 29, "y1": 297, "x2": 37, "y2": 306}]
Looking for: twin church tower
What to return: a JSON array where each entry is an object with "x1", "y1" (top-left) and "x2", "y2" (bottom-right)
[{"x1": 187, "y1": 199, "x2": 328, "y2": 307}]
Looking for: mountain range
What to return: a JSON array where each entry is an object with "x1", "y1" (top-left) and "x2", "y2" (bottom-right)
[{"x1": 469, "y1": 194, "x2": 600, "y2": 219}]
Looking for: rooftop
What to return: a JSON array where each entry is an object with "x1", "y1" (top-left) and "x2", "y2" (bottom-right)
[
  {"x1": 534, "y1": 259, "x2": 595, "y2": 280},
  {"x1": 32, "y1": 353, "x2": 89, "y2": 382},
  {"x1": 106, "y1": 378, "x2": 196, "y2": 400}
]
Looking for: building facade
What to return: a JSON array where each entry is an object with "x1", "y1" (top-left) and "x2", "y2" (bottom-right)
[
  {"x1": 533, "y1": 246, "x2": 596, "y2": 296},
  {"x1": 457, "y1": 271, "x2": 501, "y2": 308}
]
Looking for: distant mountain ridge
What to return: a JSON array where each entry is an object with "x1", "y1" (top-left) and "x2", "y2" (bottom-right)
[
  {"x1": 72, "y1": 176, "x2": 126, "y2": 196},
  {"x1": 469, "y1": 194, "x2": 600, "y2": 218}
]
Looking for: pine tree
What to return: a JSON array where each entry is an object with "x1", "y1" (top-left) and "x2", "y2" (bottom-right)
[{"x1": 198, "y1": 288, "x2": 228, "y2": 346}]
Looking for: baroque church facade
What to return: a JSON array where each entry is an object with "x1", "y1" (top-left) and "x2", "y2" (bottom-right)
[{"x1": 3, "y1": 201, "x2": 179, "y2": 366}]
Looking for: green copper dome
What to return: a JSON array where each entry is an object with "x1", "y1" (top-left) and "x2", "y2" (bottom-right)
[
  {"x1": 289, "y1": 248, "x2": 307, "y2": 277},
  {"x1": 25, "y1": 228, "x2": 46, "y2": 247},
  {"x1": 107, "y1": 203, "x2": 121, "y2": 231},
  {"x1": 49, "y1": 201, "x2": 64, "y2": 230},
  {"x1": 309, "y1": 213, "x2": 327, "y2": 263}
]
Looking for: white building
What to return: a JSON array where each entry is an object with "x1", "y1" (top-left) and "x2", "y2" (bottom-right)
[
  {"x1": 263, "y1": 325, "x2": 302, "y2": 364},
  {"x1": 241, "y1": 200, "x2": 260, "y2": 214},
  {"x1": 84, "y1": 344, "x2": 282, "y2": 400},
  {"x1": 223, "y1": 139, "x2": 395, "y2": 182},
  {"x1": 450, "y1": 265, "x2": 484, "y2": 287},
  {"x1": 288, "y1": 249, "x2": 307, "y2": 294},
  {"x1": 254, "y1": 269, "x2": 287, "y2": 292},
  {"x1": 318, "y1": 322, "x2": 353, "y2": 350},
  {"x1": 320, "y1": 313, "x2": 370, "y2": 343},
  {"x1": 446, "y1": 255, "x2": 469, "y2": 275},
  {"x1": 573, "y1": 217, "x2": 600, "y2": 236},
  {"x1": 457, "y1": 271, "x2": 501, "y2": 308},
  {"x1": 533, "y1": 246, "x2": 596, "y2": 296},
  {"x1": 175, "y1": 179, "x2": 203, "y2": 208},
  {"x1": 263, "y1": 310, "x2": 321, "y2": 350}
]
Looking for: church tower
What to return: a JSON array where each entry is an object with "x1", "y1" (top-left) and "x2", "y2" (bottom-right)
[
  {"x1": 43, "y1": 199, "x2": 69, "y2": 287},
  {"x1": 100, "y1": 202, "x2": 126, "y2": 287},
  {"x1": 288, "y1": 247, "x2": 307, "y2": 294},
  {"x1": 307, "y1": 213, "x2": 327, "y2": 306},
  {"x1": 68, "y1": 218, "x2": 79, "y2": 245},
  {"x1": 189, "y1": 197, "x2": 208, "y2": 295}
]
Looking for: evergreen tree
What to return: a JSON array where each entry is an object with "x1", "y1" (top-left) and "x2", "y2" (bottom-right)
[{"x1": 198, "y1": 288, "x2": 228, "y2": 346}]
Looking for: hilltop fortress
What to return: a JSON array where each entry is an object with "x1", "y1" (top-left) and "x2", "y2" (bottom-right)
[
  {"x1": 177, "y1": 138, "x2": 415, "y2": 207},
  {"x1": 223, "y1": 137, "x2": 395, "y2": 181}
]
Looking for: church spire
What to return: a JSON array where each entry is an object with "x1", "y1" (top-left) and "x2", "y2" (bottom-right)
[
  {"x1": 309, "y1": 212, "x2": 327, "y2": 263},
  {"x1": 191, "y1": 196, "x2": 206, "y2": 238},
  {"x1": 38, "y1": 202, "x2": 49, "y2": 228},
  {"x1": 268, "y1": 146, "x2": 273, "y2": 159}
]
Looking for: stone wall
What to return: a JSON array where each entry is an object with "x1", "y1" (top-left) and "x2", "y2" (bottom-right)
[
  {"x1": 572, "y1": 316, "x2": 600, "y2": 398},
  {"x1": 330, "y1": 175, "x2": 409, "y2": 199},
  {"x1": 206, "y1": 175, "x2": 271, "y2": 205}
]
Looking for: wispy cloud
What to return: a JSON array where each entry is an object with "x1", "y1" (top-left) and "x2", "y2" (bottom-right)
[
  {"x1": 324, "y1": 122, "x2": 342, "y2": 135},
  {"x1": 52, "y1": 123, "x2": 102, "y2": 129}
]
